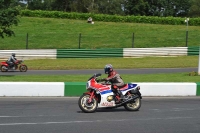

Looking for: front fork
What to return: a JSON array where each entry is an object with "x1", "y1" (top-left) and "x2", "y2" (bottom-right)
[
  {"x1": 88, "y1": 91, "x2": 95, "y2": 103},
  {"x1": 84, "y1": 91, "x2": 96, "y2": 103}
]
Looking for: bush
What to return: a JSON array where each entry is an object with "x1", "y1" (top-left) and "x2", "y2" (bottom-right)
[
  {"x1": 189, "y1": 71, "x2": 199, "y2": 76},
  {"x1": 20, "y1": 10, "x2": 200, "y2": 26}
]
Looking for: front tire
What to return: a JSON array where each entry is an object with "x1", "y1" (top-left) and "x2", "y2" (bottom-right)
[
  {"x1": 78, "y1": 94, "x2": 98, "y2": 113},
  {"x1": 19, "y1": 65, "x2": 28, "y2": 72},
  {"x1": 124, "y1": 94, "x2": 141, "y2": 111}
]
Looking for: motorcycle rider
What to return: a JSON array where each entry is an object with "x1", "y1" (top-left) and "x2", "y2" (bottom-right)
[
  {"x1": 100, "y1": 64, "x2": 125, "y2": 101},
  {"x1": 7, "y1": 53, "x2": 17, "y2": 68}
]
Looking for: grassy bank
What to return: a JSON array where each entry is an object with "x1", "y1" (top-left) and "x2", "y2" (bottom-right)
[{"x1": 0, "y1": 17, "x2": 200, "y2": 49}]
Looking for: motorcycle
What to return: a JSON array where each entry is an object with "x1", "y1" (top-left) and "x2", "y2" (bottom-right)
[
  {"x1": 78, "y1": 73, "x2": 142, "y2": 113},
  {"x1": 0, "y1": 60, "x2": 28, "y2": 72}
]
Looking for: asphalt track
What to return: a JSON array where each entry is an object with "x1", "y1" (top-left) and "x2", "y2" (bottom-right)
[
  {"x1": 0, "y1": 67, "x2": 198, "y2": 75},
  {"x1": 0, "y1": 97, "x2": 200, "y2": 133}
]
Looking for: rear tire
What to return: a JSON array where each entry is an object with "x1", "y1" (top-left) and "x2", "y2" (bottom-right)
[
  {"x1": 19, "y1": 65, "x2": 28, "y2": 72},
  {"x1": 1, "y1": 65, "x2": 8, "y2": 72},
  {"x1": 124, "y1": 94, "x2": 141, "y2": 111},
  {"x1": 78, "y1": 94, "x2": 98, "y2": 113}
]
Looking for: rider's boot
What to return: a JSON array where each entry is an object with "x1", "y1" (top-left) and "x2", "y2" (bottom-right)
[{"x1": 117, "y1": 89, "x2": 124, "y2": 100}]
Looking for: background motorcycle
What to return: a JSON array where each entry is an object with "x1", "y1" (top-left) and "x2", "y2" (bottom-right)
[
  {"x1": 78, "y1": 73, "x2": 142, "y2": 113},
  {"x1": 0, "y1": 60, "x2": 28, "y2": 72}
]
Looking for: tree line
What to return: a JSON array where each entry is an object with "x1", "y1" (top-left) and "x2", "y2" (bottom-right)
[
  {"x1": 1, "y1": 0, "x2": 200, "y2": 38},
  {"x1": 21, "y1": 0, "x2": 200, "y2": 17}
]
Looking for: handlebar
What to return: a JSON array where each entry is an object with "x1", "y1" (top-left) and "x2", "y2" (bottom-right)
[{"x1": 96, "y1": 78, "x2": 111, "y2": 85}]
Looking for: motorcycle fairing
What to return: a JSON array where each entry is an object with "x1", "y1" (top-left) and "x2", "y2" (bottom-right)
[
  {"x1": 87, "y1": 78, "x2": 139, "y2": 108},
  {"x1": 0, "y1": 61, "x2": 9, "y2": 66},
  {"x1": 88, "y1": 80, "x2": 115, "y2": 107},
  {"x1": 89, "y1": 79, "x2": 112, "y2": 94},
  {"x1": 98, "y1": 91, "x2": 116, "y2": 108},
  {"x1": 120, "y1": 83, "x2": 138, "y2": 92},
  {"x1": 97, "y1": 84, "x2": 139, "y2": 108},
  {"x1": 99, "y1": 83, "x2": 138, "y2": 95}
]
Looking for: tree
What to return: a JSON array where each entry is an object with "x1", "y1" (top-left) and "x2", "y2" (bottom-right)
[
  {"x1": 146, "y1": 0, "x2": 166, "y2": 16},
  {"x1": 170, "y1": 0, "x2": 191, "y2": 17},
  {"x1": 96, "y1": 0, "x2": 124, "y2": 15},
  {"x1": 124, "y1": 0, "x2": 150, "y2": 16},
  {"x1": 189, "y1": 0, "x2": 200, "y2": 17},
  {"x1": 0, "y1": 0, "x2": 20, "y2": 38}
]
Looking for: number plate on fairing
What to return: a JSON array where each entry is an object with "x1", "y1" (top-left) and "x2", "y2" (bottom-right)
[{"x1": 98, "y1": 102, "x2": 115, "y2": 107}]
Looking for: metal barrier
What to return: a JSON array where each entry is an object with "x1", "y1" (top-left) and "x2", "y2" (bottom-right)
[
  {"x1": 0, "y1": 49, "x2": 56, "y2": 60},
  {"x1": 0, "y1": 47, "x2": 199, "y2": 60},
  {"x1": 123, "y1": 47, "x2": 188, "y2": 57}
]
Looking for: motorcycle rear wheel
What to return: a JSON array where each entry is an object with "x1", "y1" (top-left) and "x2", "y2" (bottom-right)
[
  {"x1": 78, "y1": 94, "x2": 98, "y2": 113},
  {"x1": 19, "y1": 65, "x2": 28, "y2": 72},
  {"x1": 124, "y1": 94, "x2": 141, "y2": 111},
  {"x1": 1, "y1": 65, "x2": 8, "y2": 72}
]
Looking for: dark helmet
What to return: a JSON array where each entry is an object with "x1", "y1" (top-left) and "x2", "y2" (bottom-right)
[
  {"x1": 12, "y1": 53, "x2": 15, "y2": 57},
  {"x1": 104, "y1": 64, "x2": 113, "y2": 74}
]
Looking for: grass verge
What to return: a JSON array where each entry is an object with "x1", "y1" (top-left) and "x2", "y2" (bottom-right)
[{"x1": 0, "y1": 73, "x2": 199, "y2": 82}]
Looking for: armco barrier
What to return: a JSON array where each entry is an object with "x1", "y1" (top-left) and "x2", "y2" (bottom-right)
[
  {"x1": 0, "y1": 82, "x2": 199, "y2": 97},
  {"x1": 57, "y1": 49, "x2": 123, "y2": 58},
  {"x1": 1, "y1": 47, "x2": 199, "y2": 60},
  {"x1": 0, "y1": 50, "x2": 56, "y2": 60},
  {"x1": 123, "y1": 47, "x2": 187, "y2": 57},
  {"x1": 187, "y1": 46, "x2": 200, "y2": 56}
]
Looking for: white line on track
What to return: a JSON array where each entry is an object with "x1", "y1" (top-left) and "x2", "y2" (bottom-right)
[{"x1": 0, "y1": 116, "x2": 199, "y2": 126}]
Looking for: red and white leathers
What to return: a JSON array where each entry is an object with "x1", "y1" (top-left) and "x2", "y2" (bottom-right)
[{"x1": 105, "y1": 70, "x2": 125, "y2": 87}]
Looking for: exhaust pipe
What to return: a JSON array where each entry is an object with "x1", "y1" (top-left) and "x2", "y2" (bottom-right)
[{"x1": 115, "y1": 95, "x2": 139, "y2": 107}]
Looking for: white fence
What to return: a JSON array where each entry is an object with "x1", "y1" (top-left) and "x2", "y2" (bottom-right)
[
  {"x1": 0, "y1": 47, "x2": 188, "y2": 60},
  {"x1": 123, "y1": 47, "x2": 187, "y2": 57},
  {"x1": 0, "y1": 49, "x2": 57, "y2": 60}
]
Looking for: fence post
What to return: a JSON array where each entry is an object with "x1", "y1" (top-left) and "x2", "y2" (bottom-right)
[
  {"x1": 185, "y1": 18, "x2": 189, "y2": 47},
  {"x1": 132, "y1": 33, "x2": 134, "y2": 48},
  {"x1": 79, "y1": 33, "x2": 81, "y2": 49},
  {"x1": 26, "y1": 33, "x2": 28, "y2": 49},
  {"x1": 186, "y1": 31, "x2": 188, "y2": 47}
]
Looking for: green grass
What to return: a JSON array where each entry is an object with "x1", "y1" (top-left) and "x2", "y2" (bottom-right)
[
  {"x1": 0, "y1": 17, "x2": 200, "y2": 49},
  {"x1": 0, "y1": 73, "x2": 199, "y2": 82}
]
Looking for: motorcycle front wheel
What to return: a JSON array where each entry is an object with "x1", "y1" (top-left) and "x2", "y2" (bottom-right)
[
  {"x1": 1, "y1": 65, "x2": 8, "y2": 72},
  {"x1": 19, "y1": 65, "x2": 28, "y2": 72},
  {"x1": 124, "y1": 94, "x2": 141, "y2": 111},
  {"x1": 78, "y1": 94, "x2": 98, "y2": 113}
]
